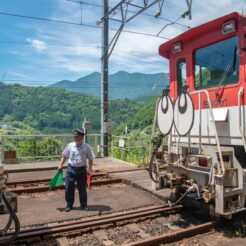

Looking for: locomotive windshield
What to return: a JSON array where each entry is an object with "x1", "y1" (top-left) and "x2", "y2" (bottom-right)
[{"x1": 194, "y1": 36, "x2": 239, "y2": 90}]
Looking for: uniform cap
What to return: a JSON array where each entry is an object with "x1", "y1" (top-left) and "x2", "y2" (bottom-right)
[{"x1": 73, "y1": 129, "x2": 85, "y2": 136}]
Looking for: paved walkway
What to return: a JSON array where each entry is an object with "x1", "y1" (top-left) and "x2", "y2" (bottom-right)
[
  {"x1": 2, "y1": 156, "x2": 170, "y2": 228},
  {"x1": 109, "y1": 169, "x2": 172, "y2": 202},
  {"x1": 4, "y1": 156, "x2": 139, "y2": 172},
  {"x1": 2, "y1": 185, "x2": 164, "y2": 227}
]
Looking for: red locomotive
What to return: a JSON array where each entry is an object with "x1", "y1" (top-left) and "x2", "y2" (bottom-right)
[{"x1": 154, "y1": 12, "x2": 246, "y2": 218}]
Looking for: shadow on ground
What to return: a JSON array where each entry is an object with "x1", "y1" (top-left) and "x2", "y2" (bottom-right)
[{"x1": 57, "y1": 205, "x2": 111, "y2": 213}]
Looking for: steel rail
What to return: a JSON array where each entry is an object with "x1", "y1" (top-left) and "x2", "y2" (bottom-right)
[
  {"x1": 13, "y1": 204, "x2": 180, "y2": 234},
  {"x1": 5, "y1": 166, "x2": 148, "y2": 174},
  {"x1": 5, "y1": 166, "x2": 67, "y2": 173},
  {"x1": 7, "y1": 173, "x2": 107, "y2": 186},
  {"x1": 123, "y1": 221, "x2": 218, "y2": 246},
  {"x1": 8, "y1": 205, "x2": 182, "y2": 240},
  {"x1": 6, "y1": 167, "x2": 156, "y2": 190},
  {"x1": 8, "y1": 178, "x2": 123, "y2": 194}
]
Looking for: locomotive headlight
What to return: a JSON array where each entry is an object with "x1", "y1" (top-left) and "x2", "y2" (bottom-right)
[
  {"x1": 222, "y1": 20, "x2": 236, "y2": 35},
  {"x1": 172, "y1": 42, "x2": 182, "y2": 54}
]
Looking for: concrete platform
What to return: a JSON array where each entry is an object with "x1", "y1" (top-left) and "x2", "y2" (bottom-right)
[
  {"x1": 1, "y1": 157, "x2": 172, "y2": 230},
  {"x1": 1, "y1": 185, "x2": 164, "y2": 228},
  {"x1": 5, "y1": 157, "x2": 143, "y2": 181},
  {"x1": 108, "y1": 169, "x2": 172, "y2": 201},
  {"x1": 4, "y1": 156, "x2": 139, "y2": 173}
]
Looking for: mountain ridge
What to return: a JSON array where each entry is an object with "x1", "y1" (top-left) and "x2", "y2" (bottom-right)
[{"x1": 49, "y1": 71, "x2": 169, "y2": 100}]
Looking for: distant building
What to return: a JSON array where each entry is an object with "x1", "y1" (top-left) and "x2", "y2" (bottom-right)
[{"x1": 0, "y1": 124, "x2": 15, "y2": 130}]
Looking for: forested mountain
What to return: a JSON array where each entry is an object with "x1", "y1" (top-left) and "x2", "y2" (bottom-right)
[
  {"x1": 0, "y1": 83, "x2": 141, "y2": 134},
  {"x1": 50, "y1": 71, "x2": 168, "y2": 100},
  {"x1": 115, "y1": 98, "x2": 157, "y2": 134}
]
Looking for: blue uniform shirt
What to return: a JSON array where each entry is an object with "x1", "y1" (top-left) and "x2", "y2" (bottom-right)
[{"x1": 62, "y1": 142, "x2": 95, "y2": 168}]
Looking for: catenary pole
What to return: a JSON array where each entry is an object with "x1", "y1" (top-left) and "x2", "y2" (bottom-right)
[
  {"x1": 101, "y1": 0, "x2": 109, "y2": 156},
  {"x1": 99, "y1": 0, "x2": 192, "y2": 157}
]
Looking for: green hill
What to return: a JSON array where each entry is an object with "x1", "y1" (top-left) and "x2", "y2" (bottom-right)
[
  {"x1": 114, "y1": 97, "x2": 158, "y2": 134},
  {"x1": 0, "y1": 83, "x2": 141, "y2": 134}
]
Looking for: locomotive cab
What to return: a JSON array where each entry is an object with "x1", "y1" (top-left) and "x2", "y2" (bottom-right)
[{"x1": 157, "y1": 12, "x2": 246, "y2": 218}]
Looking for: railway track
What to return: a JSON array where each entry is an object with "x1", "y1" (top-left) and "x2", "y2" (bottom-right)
[
  {"x1": 10, "y1": 204, "x2": 182, "y2": 239},
  {"x1": 7, "y1": 177, "x2": 123, "y2": 194},
  {"x1": 123, "y1": 221, "x2": 217, "y2": 246},
  {"x1": 2, "y1": 204, "x2": 218, "y2": 246},
  {"x1": 5, "y1": 166, "x2": 149, "y2": 174},
  {"x1": 2, "y1": 168, "x2": 219, "y2": 245},
  {"x1": 7, "y1": 172, "x2": 107, "y2": 186}
]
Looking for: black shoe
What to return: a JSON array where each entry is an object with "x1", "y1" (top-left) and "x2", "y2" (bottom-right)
[
  {"x1": 81, "y1": 206, "x2": 89, "y2": 211},
  {"x1": 64, "y1": 207, "x2": 72, "y2": 212}
]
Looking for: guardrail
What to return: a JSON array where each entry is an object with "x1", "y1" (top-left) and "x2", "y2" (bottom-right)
[
  {"x1": 0, "y1": 134, "x2": 151, "y2": 165},
  {"x1": 0, "y1": 134, "x2": 101, "y2": 163},
  {"x1": 110, "y1": 135, "x2": 151, "y2": 165},
  {"x1": 190, "y1": 89, "x2": 225, "y2": 177}
]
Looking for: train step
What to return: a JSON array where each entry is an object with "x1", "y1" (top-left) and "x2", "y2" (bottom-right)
[
  {"x1": 216, "y1": 150, "x2": 234, "y2": 169},
  {"x1": 224, "y1": 187, "x2": 244, "y2": 198}
]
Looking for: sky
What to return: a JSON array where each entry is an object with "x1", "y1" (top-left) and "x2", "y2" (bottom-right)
[{"x1": 0, "y1": 0, "x2": 245, "y2": 86}]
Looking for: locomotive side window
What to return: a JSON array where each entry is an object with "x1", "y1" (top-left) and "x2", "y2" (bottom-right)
[
  {"x1": 177, "y1": 58, "x2": 186, "y2": 95},
  {"x1": 194, "y1": 36, "x2": 239, "y2": 89}
]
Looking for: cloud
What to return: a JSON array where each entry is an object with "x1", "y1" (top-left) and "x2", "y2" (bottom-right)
[
  {"x1": 2, "y1": 0, "x2": 245, "y2": 83},
  {"x1": 8, "y1": 50, "x2": 22, "y2": 56},
  {"x1": 7, "y1": 71, "x2": 32, "y2": 79},
  {"x1": 26, "y1": 38, "x2": 47, "y2": 52},
  {"x1": 11, "y1": 1, "x2": 179, "y2": 77}
]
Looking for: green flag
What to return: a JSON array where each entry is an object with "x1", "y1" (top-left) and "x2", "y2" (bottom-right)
[{"x1": 49, "y1": 171, "x2": 64, "y2": 191}]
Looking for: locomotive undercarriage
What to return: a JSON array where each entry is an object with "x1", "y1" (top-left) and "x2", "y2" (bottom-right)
[{"x1": 151, "y1": 142, "x2": 246, "y2": 219}]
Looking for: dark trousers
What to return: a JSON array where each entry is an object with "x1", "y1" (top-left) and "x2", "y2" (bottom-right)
[{"x1": 65, "y1": 165, "x2": 87, "y2": 208}]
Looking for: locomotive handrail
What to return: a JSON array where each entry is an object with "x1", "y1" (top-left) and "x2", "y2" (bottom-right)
[
  {"x1": 150, "y1": 97, "x2": 161, "y2": 158},
  {"x1": 152, "y1": 98, "x2": 160, "y2": 136},
  {"x1": 238, "y1": 87, "x2": 246, "y2": 151},
  {"x1": 190, "y1": 89, "x2": 225, "y2": 178}
]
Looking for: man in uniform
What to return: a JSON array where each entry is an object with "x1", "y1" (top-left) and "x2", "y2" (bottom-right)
[{"x1": 58, "y1": 129, "x2": 95, "y2": 212}]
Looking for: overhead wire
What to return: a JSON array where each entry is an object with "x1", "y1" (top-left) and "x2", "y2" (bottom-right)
[
  {"x1": 0, "y1": 1, "x2": 170, "y2": 88},
  {"x1": 0, "y1": 40, "x2": 101, "y2": 48},
  {"x1": 157, "y1": 10, "x2": 190, "y2": 37},
  {"x1": 0, "y1": 1, "x2": 175, "y2": 60},
  {"x1": 2, "y1": 79, "x2": 166, "y2": 87},
  {"x1": 0, "y1": 11, "x2": 169, "y2": 39},
  {"x1": 65, "y1": 0, "x2": 190, "y2": 29},
  {"x1": 2, "y1": 84, "x2": 167, "y2": 90},
  {"x1": 0, "y1": 40, "x2": 169, "y2": 63}
]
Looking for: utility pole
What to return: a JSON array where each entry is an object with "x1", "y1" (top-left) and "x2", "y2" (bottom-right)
[
  {"x1": 98, "y1": 0, "x2": 193, "y2": 157},
  {"x1": 101, "y1": 0, "x2": 109, "y2": 157}
]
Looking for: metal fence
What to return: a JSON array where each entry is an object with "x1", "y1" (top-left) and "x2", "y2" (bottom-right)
[
  {"x1": 110, "y1": 135, "x2": 151, "y2": 165},
  {"x1": 0, "y1": 134, "x2": 151, "y2": 165},
  {"x1": 0, "y1": 134, "x2": 101, "y2": 163}
]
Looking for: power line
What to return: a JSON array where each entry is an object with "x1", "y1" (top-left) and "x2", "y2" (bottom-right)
[
  {"x1": 2, "y1": 80, "x2": 168, "y2": 87},
  {"x1": 0, "y1": 40, "x2": 169, "y2": 63},
  {"x1": 2, "y1": 84, "x2": 166, "y2": 89},
  {"x1": 0, "y1": 11, "x2": 169, "y2": 39},
  {"x1": 0, "y1": 11, "x2": 85, "y2": 26},
  {"x1": 157, "y1": 8, "x2": 191, "y2": 36},
  {"x1": 66, "y1": 0, "x2": 102, "y2": 8},
  {"x1": 65, "y1": 0, "x2": 190, "y2": 29},
  {"x1": 0, "y1": 40, "x2": 100, "y2": 48},
  {"x1": 2, "y1": 79, "x2": 166, "y2": 87}
]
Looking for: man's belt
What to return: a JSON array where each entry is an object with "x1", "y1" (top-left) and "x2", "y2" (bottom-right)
[{"x1": 68, "y1": 164, "x2": 86, "y2": 169}]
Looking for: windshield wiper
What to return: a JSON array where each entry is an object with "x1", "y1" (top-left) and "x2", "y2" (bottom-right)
[{"x1": 215, "y1": 46, "x2": 237, "y2": 96}]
